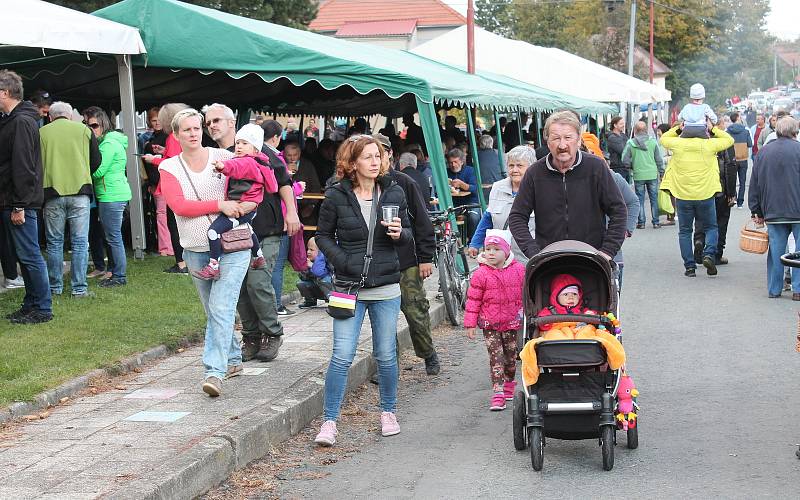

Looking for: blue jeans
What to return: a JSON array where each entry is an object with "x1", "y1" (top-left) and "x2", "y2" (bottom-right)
[
  {"x1": 676, "y1": 198, "x2": 717, "y2": 269},
  {"x1": 634, "y1": 179, "x2": 659, "y2": 225},
  {"x1": 44, "y1": 195, "x2": 90, "y2": 295},
  {"x1": 98, "y1": 201, "x2": 127, "y2": 281},
  {"x1": 736, "y1": 160, "x2": 748, "y2": 207},
  {"x1": 766, "y1": 223, "x2": 800, "y2": 296},
  {"x1": 323, "y1": 296, "x2": 401, "y2": 420},
  {"x1": 184, "y1": 249, "x2": 250, "y2": 378},
  {"x1": 272, "y1": 234, "x2": 289, "y2": 307},
  {"x1": 2, "y1": 209, "x2": 52, "y2": 313}
]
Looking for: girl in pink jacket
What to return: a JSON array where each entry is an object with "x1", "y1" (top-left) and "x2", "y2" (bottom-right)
[
  {"x1": 464, "y1": 229, "x2": 526, "y2": 411},
  {"x1": 192, "y1": 124, "x2": 278, "y2": 281}
]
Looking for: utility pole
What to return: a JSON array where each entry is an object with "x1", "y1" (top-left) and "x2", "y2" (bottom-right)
[
  {"x1": 467, "y1": 0, "x2": 475, "y2": 74},
  {"x1": 649, "y1": 0, "x2": 654, "y2": 83},
  {"x1": 627, "y1": 0, "x2": 636, "y2": 77}
]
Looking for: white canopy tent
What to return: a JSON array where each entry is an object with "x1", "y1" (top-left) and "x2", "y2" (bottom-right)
[
  {"x1": 0, "y1": 0, "x2": 148, "y2": 258},
  {"x1": 412, "y1": 26, "x2": 671, "y2": 105}
]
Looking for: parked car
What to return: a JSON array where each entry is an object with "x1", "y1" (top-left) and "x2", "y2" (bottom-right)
[{"x1": 774, "y1": 97, "x2": 794, "y2": 113}]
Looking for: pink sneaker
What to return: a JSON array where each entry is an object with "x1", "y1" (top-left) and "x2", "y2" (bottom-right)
[
  {"x1": 251, "y1": 255, "x2": 266, "y2": 270},
  {"x1": 380, "y1": 412, "x2": 401, "y2": 437},
  {"x1": 490, "y1": 392, "x2": 506, "y2": 411},
  {"x1": 503, "y1": 381, "x2": 517, "y2": 401},
  {"x1": 191, "y1": 265, "x2": 220, "y2": 281},
  {"x1": 314, "y1": 420, "x2": 337, "y2": 446}
]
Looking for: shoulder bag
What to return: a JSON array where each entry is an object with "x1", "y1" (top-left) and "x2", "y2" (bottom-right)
[
  {"x1": 327, "y1": 185, "x2": 379, "y2": 319},
  {"x1": 178, "y1": 156, "x2": 253, "y2": 253}
]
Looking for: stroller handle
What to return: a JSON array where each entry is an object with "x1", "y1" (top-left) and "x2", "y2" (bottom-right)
[
  {"x1": 531, "y1": 314, "x2": 612, "y2": 328},
  {"x1": 781, "y1": 252, "x2": 800, "y2": 268}
]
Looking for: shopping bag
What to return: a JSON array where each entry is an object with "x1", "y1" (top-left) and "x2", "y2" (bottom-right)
[{"x1": 658, "y1": 190, "x2": 674, "y2": 215}]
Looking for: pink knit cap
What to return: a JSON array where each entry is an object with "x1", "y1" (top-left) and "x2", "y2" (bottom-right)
[{"x1": 484, "y1": 229, "x2": 512, "y2": 256}]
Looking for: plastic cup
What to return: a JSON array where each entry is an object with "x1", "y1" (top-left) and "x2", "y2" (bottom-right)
[{"x1": 382, "y1": 205, "x2": 399, "y2": 224}]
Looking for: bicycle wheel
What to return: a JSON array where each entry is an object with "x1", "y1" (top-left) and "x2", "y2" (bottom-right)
[{"x1": 439, "y1": 246, "x2": 462, "y2": 326}]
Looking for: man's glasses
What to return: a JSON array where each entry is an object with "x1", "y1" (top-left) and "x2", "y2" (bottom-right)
[{"x1": 205, "y1": 117, "x2": 229, "y2": 128}]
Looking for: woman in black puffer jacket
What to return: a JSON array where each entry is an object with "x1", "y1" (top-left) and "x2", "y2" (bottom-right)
[{"x1": 313, "y1": 134, "x2": 411, "y2": 447}]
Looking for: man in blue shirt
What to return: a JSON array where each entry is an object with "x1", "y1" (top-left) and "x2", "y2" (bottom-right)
[{"x1": 446, "y1": 148, "x2": 480, "y2": 240}]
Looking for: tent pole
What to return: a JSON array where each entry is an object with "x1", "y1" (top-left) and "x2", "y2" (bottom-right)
[
  {"x1": 536, "y1": 111, "x2": 543, "y2": 147},
  {"x1": 116, "y1": 54, "x2": 144, "y2": 260},
  {"x1": 493, "y1": 111, "x2": 506, "y2": 176},
  {"x1": 516, "y1": 111, "x2": 523, "y2": 146},
  {"x1": 235, "y1": 107, "x2": 250, "y2": 130},
  {"x1": 416, "y1": 98, "x2": 453, "y2": 211},
  {"x1": 298, "y1": 114, "x2": 305, "y2": 148},
  {"x1": 465, "y1": 107, "x2": 485, "y2": 209}
]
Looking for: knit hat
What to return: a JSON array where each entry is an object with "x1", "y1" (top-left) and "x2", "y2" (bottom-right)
[
  {"x1": 484, "y1": 229, "x2": 512, "y2": 256},
  {"x1": 235, "y1": 123, "x2": 264, "y2": 151},
  {"x1": 559, "y1": 285, "x2": 579, "y2": 297},
  {"x1": 689, "y1": 83, "x2": 706, "y2": 100}
]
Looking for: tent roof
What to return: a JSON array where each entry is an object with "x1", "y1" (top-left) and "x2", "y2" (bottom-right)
[
  {"x1": 412, "y1": 26, "x2": 671, "y2": 104},
  {"x1": 0, "y1": 0, "x2": 145, "y2": 55}
]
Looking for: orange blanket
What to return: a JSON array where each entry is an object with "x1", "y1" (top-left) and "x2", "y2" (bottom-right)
[{"x1": 519, "y1": 322, "x2": 626, "y2": 386}]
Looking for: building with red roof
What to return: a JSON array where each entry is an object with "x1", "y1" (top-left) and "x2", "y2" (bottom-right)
[{"x1": 310, "y1": 0, "x2": 466, "y2": 50}]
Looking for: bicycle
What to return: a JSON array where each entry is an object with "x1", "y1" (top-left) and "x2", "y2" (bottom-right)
[
  {"x1": 429, "y1": 203, "x2": 480, "y2": 326},
  {"x1": 780, "y1": 251, "x2": 800, "y2": 460}
]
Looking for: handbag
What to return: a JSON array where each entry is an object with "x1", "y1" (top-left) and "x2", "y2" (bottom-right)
[
  {"x1": 657, "y1": 189, "x2": 674, "y2": 215},
  {"x1": 288, "y1": 224, "x2": 309, "y2": 272},
  {"x1": 178, "y1": 156, "x2": 252, "y2": 254},
  {"x1": 327, "y1": 185, "x2": 379, "y2": 319},
  {"x1": 739, "y1": 220, "x2": 769, "y2": 254}
]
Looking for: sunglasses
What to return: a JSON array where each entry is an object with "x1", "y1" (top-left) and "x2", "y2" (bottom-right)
[
  {"x1": 84, "y1": 122, "x2": 101, "y2": 129},
  {"x1": 205, "y1": 117, "x2": 230, "y2": 128},
  {"x1": 347, "y1": 134, "x2": 372, "y2": 142}
]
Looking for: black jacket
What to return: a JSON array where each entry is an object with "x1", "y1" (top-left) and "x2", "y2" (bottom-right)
[
  {"x1": 0, "y1": 101, "x2": 44, "y2": 209},
  {"x1": 719, "y1": 147, "x2": 737, "y2": 199},
  {"x1": 508, "y1": 151, "x2": 627, "y2": 258},
  {"x1": 316, "y1": 176, "x2": 412, "y2": 288},
  {"x1": 606, "y1": 131, "x2": 627, "y2": 170},
  {"x1": 388, "y1": 169, "x2": 435, "y2": 270},
  {"x1": 250, "y1": 145, "x2": 293, "y2": 238},
  {"x1": 749, "y1": 138, "x2": 800, "y2": 221}
]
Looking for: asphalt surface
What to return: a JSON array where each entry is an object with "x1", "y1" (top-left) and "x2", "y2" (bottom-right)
[{"x1": 275, "y1": 206, "x2": 800, "y2": 499}]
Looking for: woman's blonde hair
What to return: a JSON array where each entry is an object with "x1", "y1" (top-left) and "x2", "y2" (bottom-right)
[
  {"x1": 335, "y1": 134, "x2": 389, "y2": 186},
  {"x1": 170, "y1": 107, "x2": 203, "y2": 134}
]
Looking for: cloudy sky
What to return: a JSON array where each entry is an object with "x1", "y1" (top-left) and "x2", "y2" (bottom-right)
[{"x1": 444, "y1": 0, "x2": 798, "y2": 41}]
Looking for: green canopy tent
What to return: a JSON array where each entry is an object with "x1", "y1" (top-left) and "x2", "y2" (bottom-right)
[{"x1": 3, "y1": 0, "x2": 614, "y2": 250}]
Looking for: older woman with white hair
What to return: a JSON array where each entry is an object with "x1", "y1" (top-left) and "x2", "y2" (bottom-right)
[
  {"x1": 468, "y1": 145, "x2": 537, "y2": 263},
  {"x1": 508, "y1": 110, "x2": 627, "y2": 260}
]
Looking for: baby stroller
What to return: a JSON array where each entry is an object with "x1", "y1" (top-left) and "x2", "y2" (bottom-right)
[{"x1": 511, "y1": 240, "x2": 637, "y2": 471}]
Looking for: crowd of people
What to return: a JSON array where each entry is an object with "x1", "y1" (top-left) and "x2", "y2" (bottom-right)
[{"x1": 4, "y1": 66, "x2": 800, "y2": 447}]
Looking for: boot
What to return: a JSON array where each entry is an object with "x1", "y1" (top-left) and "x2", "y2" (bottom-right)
[{"x1": 242, "y1": 334, "x2": 262, "y2": 362}]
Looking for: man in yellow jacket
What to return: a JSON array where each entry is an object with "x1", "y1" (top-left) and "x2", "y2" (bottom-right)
[{"x1": 660, "y1": 122, "x2": 734, "y2": 277}]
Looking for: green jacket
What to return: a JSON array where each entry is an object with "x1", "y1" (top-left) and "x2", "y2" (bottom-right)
[
  {"x1": 621, "y1": 134, "x2": 664, "y2": 181},
  {"x1": 39, "y1": 118, "x2": 99, "y2": 200},
  {"x1": 93, "y1": 130, "x2": 132, "y2": 203}
]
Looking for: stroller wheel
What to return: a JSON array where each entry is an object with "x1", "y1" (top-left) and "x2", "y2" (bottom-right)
[
  {"x1": 601, "y1": 425, "x2": 615, "y2": 471},
  {"x1": 626, "y1": 423, "x2": 639, "y2": 449},
  {"x1": 529, "y1": 427, "x2": 544, "y2": 471},
  {"x1": 512, "y1": 390, "x2": 527, "y2": 451}
]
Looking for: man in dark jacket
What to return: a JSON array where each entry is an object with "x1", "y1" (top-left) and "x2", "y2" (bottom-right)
[
  {"x1": 0, "y1": 70, "x2": 52, "y2": 324},
  {"x1": 749, "y1": 116, "x2": 800, "y2": 299},
  {"x1": 606, "y1": 116, "x2": 629, "y2": 182},
  {"x1": 726, "y1": 112, "x2": 753, "y2": 208},
  {"x1": 236, "y1": 118, "x2": 301, "y2": 362},
  {"x1": 509, "y1": 111, "x2": 627, "y2": 259},
  {"x1": 375, "y1": 134, "x2": 440, "y2": 375}
]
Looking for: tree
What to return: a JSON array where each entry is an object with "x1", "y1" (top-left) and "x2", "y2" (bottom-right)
[
  {"x1": 50, "y1": 0, "x2": 319, "y2": 29},
  {"x1": 475, "y1": 0, "x2": 512, "y2": 37}
]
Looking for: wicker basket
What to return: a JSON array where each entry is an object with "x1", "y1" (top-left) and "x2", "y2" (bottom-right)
[{"x1": 739, "y1": 221, "x2": 769, "y2": 254}]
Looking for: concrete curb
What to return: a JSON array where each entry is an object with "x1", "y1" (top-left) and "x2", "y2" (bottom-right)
[
  {"x1": 115, "y1": 299, "x2": 448, "y2": 500},
  {"x1": 0, "y1": 290, "x2": 303, "y2": 425}
]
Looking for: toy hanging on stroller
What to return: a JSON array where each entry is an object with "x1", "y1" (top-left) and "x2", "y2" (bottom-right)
[{"x1": 511, "y1": 240, "x2": 639, "y2": 471}]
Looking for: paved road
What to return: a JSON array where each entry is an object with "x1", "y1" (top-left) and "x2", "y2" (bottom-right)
[{"x1": 276, "y1": 207, "x2": 800, "y2": 498}]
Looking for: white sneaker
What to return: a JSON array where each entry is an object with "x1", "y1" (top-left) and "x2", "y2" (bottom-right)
[{"x1": 4, "y1": 277, "x2": 24, "y2": 289}]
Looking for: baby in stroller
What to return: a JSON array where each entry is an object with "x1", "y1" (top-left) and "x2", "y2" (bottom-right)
[{"x1": 520, "y1": 273, "x2": 625, "y2": 385}]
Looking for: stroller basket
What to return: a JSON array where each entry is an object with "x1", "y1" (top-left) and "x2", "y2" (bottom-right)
[{"x1": 536, "y1": 340, "x2": 607, "y2": 368}]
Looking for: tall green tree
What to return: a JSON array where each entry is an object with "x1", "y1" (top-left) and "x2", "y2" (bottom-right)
[
  {"x1": 475, "y1": 0, "x2": 512, "y2": 37},
  {"x1": 50, "y1": 0, "x2": 318, "y2": 29}
]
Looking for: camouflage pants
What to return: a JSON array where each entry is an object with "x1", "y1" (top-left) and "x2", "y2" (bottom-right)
[
  {"x1": 483, "y1": 329, "x2": 517, "y2": 393},
  {"x1": 400, "y1": 266, "x2": 435, "y2": 360}
]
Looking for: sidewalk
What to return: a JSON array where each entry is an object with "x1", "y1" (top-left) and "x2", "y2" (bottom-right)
[{"x1": 0, "y1": 278, "x2": 447, "y2": 500}]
